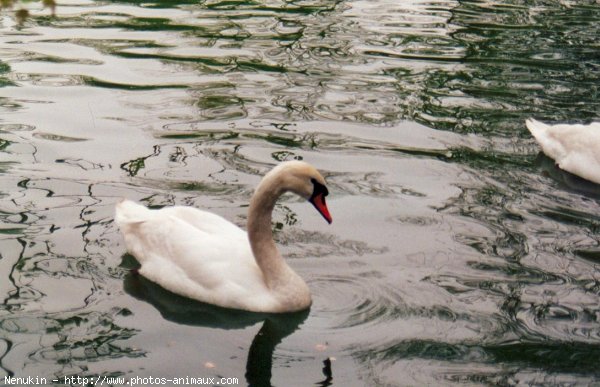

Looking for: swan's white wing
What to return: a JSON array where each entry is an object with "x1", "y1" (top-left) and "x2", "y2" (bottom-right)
[
  {"x1": 116, "y1": 200, "x2": 278, "y2": 310},
  {"x1": 115, "y1": 200, "x2": 243, "y2": 236},
  {"x1": 157, "y1": 205, "x2": 247, "y2": 237},
  {"x1": 526, "y1": 119, "x2": 600, "y2": 184}
]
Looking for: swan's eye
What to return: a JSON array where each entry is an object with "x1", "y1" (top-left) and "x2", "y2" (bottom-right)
[{"x1": 310, "y1": 178, "x2": 328, "y2": 197}]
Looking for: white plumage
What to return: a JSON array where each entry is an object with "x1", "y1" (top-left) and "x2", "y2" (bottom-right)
[
  {"x1": 115, "y1": 161, "x2": 332, "y2": 313},
  {"x1": 526, "y1": 119, "x2": 600, "y2": 184}
]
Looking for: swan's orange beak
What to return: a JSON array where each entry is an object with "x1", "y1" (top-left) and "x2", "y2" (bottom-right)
[{"x1": 310, "y1": 193, "x2": 332, "y2": 224}]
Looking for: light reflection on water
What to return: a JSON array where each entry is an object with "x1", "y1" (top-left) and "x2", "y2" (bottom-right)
[{"x1": 1, "y1": 0, "x2": 600, "y2": 385}]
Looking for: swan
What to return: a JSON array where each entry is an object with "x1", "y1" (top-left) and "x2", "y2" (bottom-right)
[
  {"x1": 526, "y1": 118, "x2": 600, "y2": 184},
  {"x1": 115, "y1": 160, "x2": 332, "y2": 313}
]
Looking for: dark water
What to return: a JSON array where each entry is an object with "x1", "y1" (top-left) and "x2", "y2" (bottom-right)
[{"x1": 1, "y1": 0, "x2": 600, "y2": 385}]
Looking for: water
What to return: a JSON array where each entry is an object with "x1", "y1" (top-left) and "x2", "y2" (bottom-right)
[{"x1": 1, "y1": 0, "x2": 600, "y2": 385}]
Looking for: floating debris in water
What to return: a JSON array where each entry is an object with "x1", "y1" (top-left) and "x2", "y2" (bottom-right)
[
  {"x1": 204, "y1": 362, "x2": 216, "y2": 369},
  {"x1": 315, "y1": 343, "x2": 328, "y2": 351}
]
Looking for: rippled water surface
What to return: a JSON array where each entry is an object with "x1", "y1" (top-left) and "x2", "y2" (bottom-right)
[{"x1": 2, "y1": 0, "x2": 600, "y2": 385}]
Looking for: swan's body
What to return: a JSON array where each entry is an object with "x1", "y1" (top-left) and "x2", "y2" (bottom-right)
[
  {"x1": 526, "y1": 119, "x2": 600, "y2": 184},
  {"x1": 115, "y1": 161, "x2": 332, "y2": 313}
]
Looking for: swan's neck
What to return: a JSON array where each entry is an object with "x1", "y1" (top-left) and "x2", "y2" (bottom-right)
[
  {"x1": 246, "y1": 166, "x2": 312, "y2": 311},
  {"x1": 247, "y1": 173, "x2": 288, "y2": 289}
]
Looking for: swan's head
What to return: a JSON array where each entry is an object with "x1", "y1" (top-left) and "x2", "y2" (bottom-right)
[{"x1": 271, "y1": 161, "x2": 332, "y2": 224}]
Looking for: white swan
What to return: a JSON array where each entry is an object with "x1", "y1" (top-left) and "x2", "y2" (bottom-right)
[
  {"x1": 115, "y1": 161, "x2": 332, "y2": 313},
  {"x1": 526, "y1": 119, "x2": 600, "y2": 184}
]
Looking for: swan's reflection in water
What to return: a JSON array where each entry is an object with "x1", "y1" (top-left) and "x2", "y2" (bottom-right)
[
  {"x1": 123, "y1": 265, "x2": 328, "y2": 386},
  {"x1": 535, "y1": 153, "x2": 600, "y2": 198}
]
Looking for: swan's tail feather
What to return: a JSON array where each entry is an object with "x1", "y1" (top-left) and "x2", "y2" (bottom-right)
[
  {"x1": 525, "y1": 118, "x2": 549, "y2": 141},
  {"x1": 115, "y1": 199, "x2": 151, "y2": 226}
]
